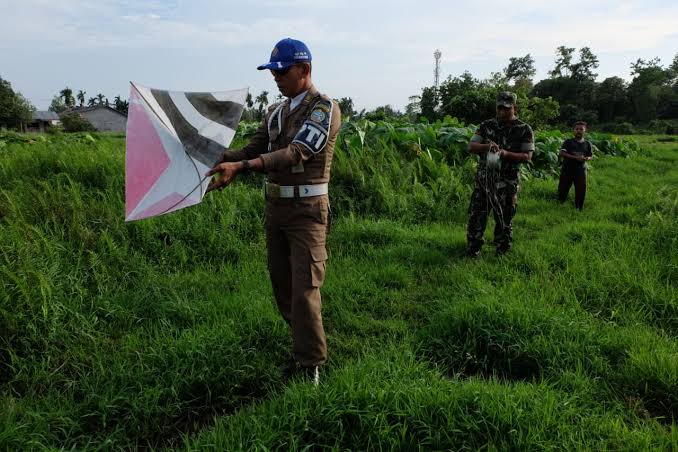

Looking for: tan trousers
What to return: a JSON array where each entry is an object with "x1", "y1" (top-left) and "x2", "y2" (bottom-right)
[{"x1": 265, "y1": 195, "x2": 329, "y2": 367}]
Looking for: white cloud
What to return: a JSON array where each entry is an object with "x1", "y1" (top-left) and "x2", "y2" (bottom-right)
[
  {"x1": 3, "y1": 0, "x2": 676, "y2": 55},
  {"x1": 1, "y1": 0, "x2": 676, "y2": 109}
]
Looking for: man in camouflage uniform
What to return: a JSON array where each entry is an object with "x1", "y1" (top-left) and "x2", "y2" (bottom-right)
[
  {"x1": 466, "y1": 92, "x2": 534, "y2": 257},
  {"x1": 206, "y1": 38, "x2": 341, "y2": 384}
]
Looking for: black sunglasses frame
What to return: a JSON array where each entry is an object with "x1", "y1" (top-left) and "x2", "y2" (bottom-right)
[{"x1": 271, "y1": 65, "x2": 293, "y2": 76}]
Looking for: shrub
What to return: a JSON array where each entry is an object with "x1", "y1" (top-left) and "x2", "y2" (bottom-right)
[
  {"x1": 59, "y1": 112, "x2": 96, "y2": 132},
  {"x1": 598, "y1": 122, "x2": 636, "y2": 135},
  {"x1": 648, "y1": 119, "x2": 678, "y2": 135}
]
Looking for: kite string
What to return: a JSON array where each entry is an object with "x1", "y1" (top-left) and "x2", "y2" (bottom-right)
[
  {"x1": 157, "y1": 175, "x2": 210, "y2": 216},
  {"x1": 156, "y1": 150, "x2": 209, "y2": 217},
  {"x1": 480, "y1": 155, "x2": 505, "y2": 231}
]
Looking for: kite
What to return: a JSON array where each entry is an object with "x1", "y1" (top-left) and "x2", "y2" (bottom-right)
[{"x1": 125, "y1": 82, "x2": 248, "y2": 221}]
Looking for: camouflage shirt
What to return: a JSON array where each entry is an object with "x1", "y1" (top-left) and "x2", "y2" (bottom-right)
[{"x1": 470, "y1": 118, "x2": 535, "y2": 179}]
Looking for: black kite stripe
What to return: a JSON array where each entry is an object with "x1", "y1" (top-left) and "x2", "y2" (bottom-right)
[
  {"x1": 185, "y1": 93, "x2": 244, "y2": 130},
  {"x1": 150, "y1": 89, "x2": 224, "y2": 168}
]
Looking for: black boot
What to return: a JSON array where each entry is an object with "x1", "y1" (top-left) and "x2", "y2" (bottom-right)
[
  {"x1": 495, "y1": 244, "x2": 511, "y2": 256},
  {"x1": 466, "y1": 246, "x2": 481, "y2": 258}
]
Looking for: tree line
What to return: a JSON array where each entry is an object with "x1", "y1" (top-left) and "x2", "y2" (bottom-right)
[
  {"x1": 48, "y1": 87, "x2": 129, "y2": 115},
  {"x1": 0, "y1": 79, "x2": 131, "y2": 132},
  {"x1": 2, "y1": 46, "x2": 677, "y2": 133},
  {"x1": 244, "y1": 47, "x2": 678, "y2": 134},
  {"x1": 406, "y1": 47, "x2": 678, "y2": 134}
]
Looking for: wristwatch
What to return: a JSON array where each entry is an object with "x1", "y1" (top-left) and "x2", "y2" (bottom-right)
[{"x1": 240, "y1": 159, "x2": 251, "y2": 172}]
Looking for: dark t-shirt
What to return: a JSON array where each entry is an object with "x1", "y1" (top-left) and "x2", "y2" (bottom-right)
[{"x1": 561, "y1": 138, "x2": 592, "y2": 169}]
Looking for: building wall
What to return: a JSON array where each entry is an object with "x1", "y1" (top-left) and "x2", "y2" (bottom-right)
[
  {"x1": 26, "y1": 120, "x2": 59, "y2": 133},
  {"x1": 81, "y1": 109, "x2": 127, "y2": 132}
]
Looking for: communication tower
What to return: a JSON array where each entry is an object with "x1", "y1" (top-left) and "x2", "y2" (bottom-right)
[{"x1": 433, "y1": 49, "x2": 442, "y2": 88}]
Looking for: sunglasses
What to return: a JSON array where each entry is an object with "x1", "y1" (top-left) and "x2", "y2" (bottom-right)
[{"x1": 271, "y1": 65, "x2": 294, "y2": 76}]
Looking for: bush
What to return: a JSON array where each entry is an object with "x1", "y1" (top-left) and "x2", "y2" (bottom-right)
[
  {"x1": 588, "y1": 132, "x2": 640, "y2": 157},
  {"x1": 59, "y1": 112, "x2": 96, "y2": 132},
  {"x1": 598, "y1": 122, "x2": 636, "y2": 135},
  {"x1": 648, "y1": 119, "x2": 678, "y2": 135}
]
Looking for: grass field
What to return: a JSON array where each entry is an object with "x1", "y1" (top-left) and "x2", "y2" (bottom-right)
[{"x1": 1, "y1": 131, "x2": 677, "y2": 450}]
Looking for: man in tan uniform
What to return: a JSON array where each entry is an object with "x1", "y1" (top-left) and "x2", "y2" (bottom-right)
[{"x1": 206, "y1": 38, "x2": 341, "y2": 385}]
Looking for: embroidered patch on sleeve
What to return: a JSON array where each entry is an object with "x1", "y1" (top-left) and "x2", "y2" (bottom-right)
[
  {"x1": 292, "y1": 99, "x2": 332, "y2": 154},
  {"x1": 310, "y1": 108, "x2": 326, "y2": 123},
  {"x1": 293, "y1": 122, "x2": 328, "y2": 154}
]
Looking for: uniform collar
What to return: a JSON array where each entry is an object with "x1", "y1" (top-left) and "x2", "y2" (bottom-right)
[
  {"x1": 303, "y1": 85, "x2": 319, "y2": 104},
  {"x1": 289, "y1": 90, "x2": 309, "y2": 111}
]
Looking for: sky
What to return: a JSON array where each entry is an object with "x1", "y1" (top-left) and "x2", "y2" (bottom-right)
[{"x1": 1, "y1": 0, "x2": 676, "y2": 112}]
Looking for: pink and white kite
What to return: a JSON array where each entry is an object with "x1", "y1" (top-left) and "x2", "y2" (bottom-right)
[{"x1": 125, "y1": 82, "x2": 248, "y2": 221}]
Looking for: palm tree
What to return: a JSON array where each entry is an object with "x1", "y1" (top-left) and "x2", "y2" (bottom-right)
[
  {"x1": 255, "y1": 90, "x2": 269, "y2": 108},
  {"x1": 96, "y1": 93, "x2": 106, "y2": 105},
  {"x1": 76, "y1": 90, "x2": 86, "y2": 107},
  {"x1": 87, "y1": 97, "x2": 97, "y2": 107},
  {"x1": 255, "y1": 90, "x2": 269, "y2": 120},
  {"x1": 59, "y1": 87, "x2": 75, "y2": 109},
  {"x1": 114, "y1": 95, "x2": 129, "y2": 114}
]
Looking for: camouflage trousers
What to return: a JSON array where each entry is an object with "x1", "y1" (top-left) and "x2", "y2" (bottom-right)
[{"x1": 466, "y1": 174, "x2": 519, "y2": 252}]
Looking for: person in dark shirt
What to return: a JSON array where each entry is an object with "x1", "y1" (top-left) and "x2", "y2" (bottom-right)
[{"x1": 558, "y1": 121, "x2": 593, "y2": 210}]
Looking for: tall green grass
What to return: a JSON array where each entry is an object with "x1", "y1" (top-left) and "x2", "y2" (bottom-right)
[{"x1": 0, "y1": 131, "x2": 676, "y2": 449}]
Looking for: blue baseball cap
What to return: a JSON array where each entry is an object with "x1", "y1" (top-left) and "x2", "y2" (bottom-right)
[{"x1": 257, "y1": 38, "x2": 312, "y2": 71}]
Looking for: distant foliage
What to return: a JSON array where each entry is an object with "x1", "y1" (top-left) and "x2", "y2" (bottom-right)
[
  {"x1": 599, "y1": 122, "x2": 636, "y2": 135},
  {"x1": 648, "y1": 119, "x2": 678, "y2": 135},
  {"x1": 419, "y1": 48, "x2": 678, "y2": 128},
  {"x1": 59, "y1": 112, "x2": 96, "y2": 133},
  {"x1": 0, "y1": 131, "x2": 98, "y2": 150},
  {"x1": 0, "y1": 76, "x2": 34, "y2": 130}
]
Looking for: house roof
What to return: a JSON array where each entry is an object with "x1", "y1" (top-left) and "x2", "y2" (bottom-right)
[
  {"x1": 73, "y1": 105, "x2": 128, "y2": 117},
  {"x1": 33, "y1": 111, "x2": 60, "y2": 121}
]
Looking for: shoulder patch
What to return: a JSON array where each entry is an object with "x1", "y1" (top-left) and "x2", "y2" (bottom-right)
[
  {"x1": 292, "y1": 98, "x2": 333, "y2": 155},
  {"x1": 312, "y1": 97, "x2": 332, "y2": 114},
  {"x1": 310, "y1": 108, "x2": 326, "y2": 123}
]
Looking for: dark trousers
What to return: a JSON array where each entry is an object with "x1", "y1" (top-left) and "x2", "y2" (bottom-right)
[
  {"x1": 265, "y1": 195, "x2": 329, "y2": 367},
  {"x1": 467, "y1": 177, "x2": 518, "y2": 252},
  {"x1": 558, "y1": 165, "x2": 587, "y2": 210}
]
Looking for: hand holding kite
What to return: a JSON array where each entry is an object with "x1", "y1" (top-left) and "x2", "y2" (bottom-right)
[{"x1": 205, "y1": 161, "x2": 242, "y2": 193}]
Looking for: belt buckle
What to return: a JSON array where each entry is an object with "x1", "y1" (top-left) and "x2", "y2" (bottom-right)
[{"x1": 267, "y1": 183, "x2": 280, "y2": 198}]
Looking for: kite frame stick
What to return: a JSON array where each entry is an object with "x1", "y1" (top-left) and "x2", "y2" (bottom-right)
[
  {"x1": 129, "y1": 81, "x2": 177, "y2": 137},
  {"x1": 127, "y1": 81, "x2": 210, "y2": 218}
]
